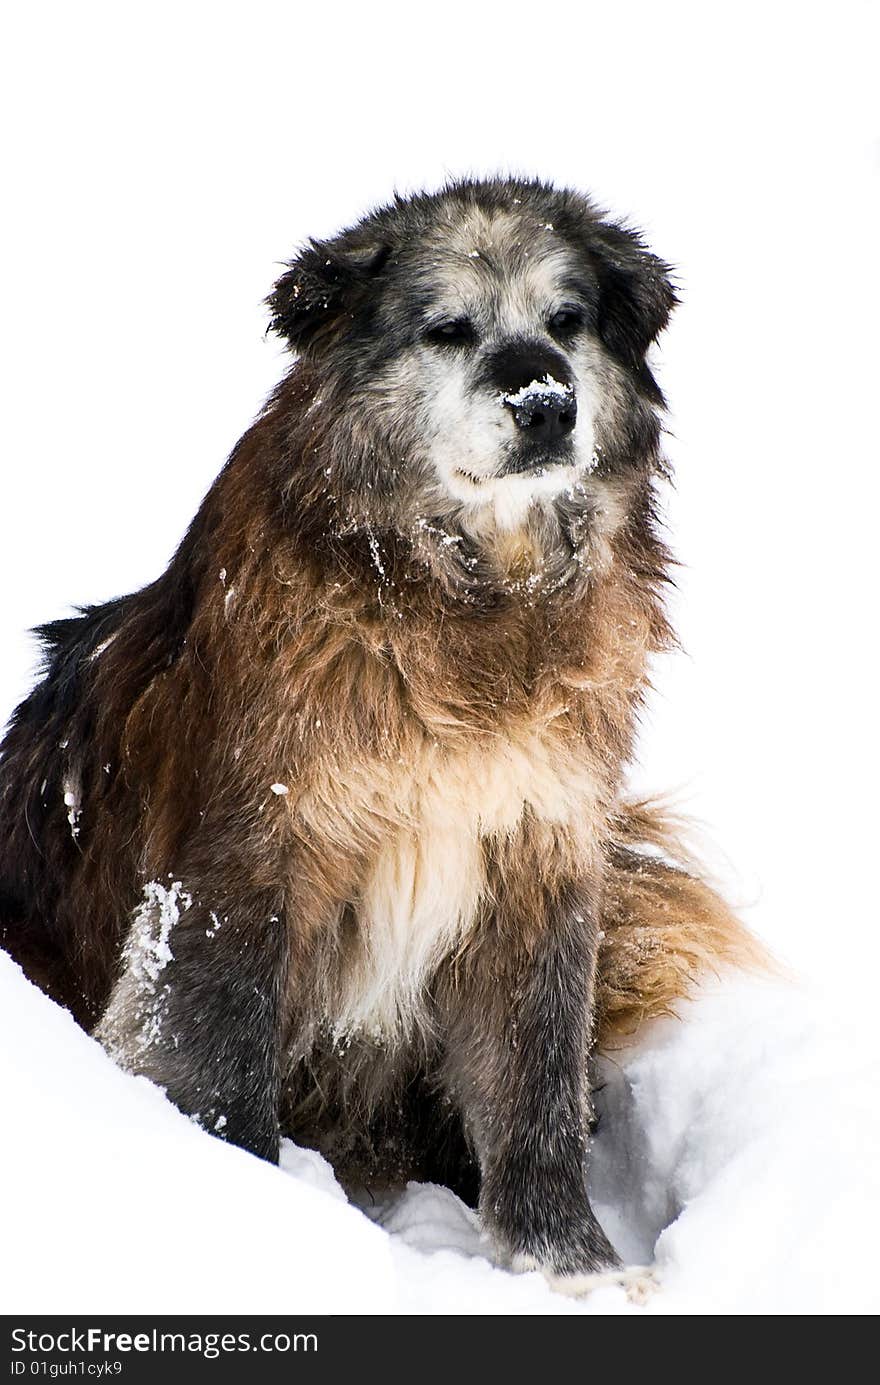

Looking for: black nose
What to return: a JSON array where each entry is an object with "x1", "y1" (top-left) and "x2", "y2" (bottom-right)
[{"x1": 505, "y1": 386, "x2": 577, "y2": 442}]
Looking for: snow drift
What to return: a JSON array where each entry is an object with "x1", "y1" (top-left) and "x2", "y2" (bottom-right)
[{"x1": 1, "y1": 949, "x2": 877, "y2": 1315}]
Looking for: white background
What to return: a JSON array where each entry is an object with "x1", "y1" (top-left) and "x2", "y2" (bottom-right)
[{"x1": 2, "y1": 0, "x2": 878, "y2": 988}]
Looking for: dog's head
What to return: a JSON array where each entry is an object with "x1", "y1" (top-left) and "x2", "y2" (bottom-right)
[{"x1": 268, "y1": 180, "x2": 675, "y2": 581}]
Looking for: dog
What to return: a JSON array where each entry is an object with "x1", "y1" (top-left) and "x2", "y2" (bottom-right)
[{"x1": 0, "y1": 178, "x2": 760, "y2": 1290}]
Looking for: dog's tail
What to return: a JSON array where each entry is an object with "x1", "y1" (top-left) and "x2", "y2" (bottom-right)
[{"x1": 596, "y1": 798, "x2": 772, "y2": 1048}]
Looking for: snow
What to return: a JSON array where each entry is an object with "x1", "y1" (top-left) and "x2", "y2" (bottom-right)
[
  {"x1": 590, "y1": 976, "x2": 880, "y2": 1314},
  {"x1": 88, "y1": 633, "x2": 117, "y2": 661},
  {"x1": 1, "y1": 950, "x2": 876, "y2": 1315},
  {"x1": 0, "y1": 951, "x2": 393, "y2": 1316},
  {"x1": 62, "y1": 780, "x2": 81, "y2": 841},
  {"x1": 501, "y1": 375, "x2": 573, "y2": 408},
  {"x1": 129, "y1": 880, "x2": 190, "y2": 983}
]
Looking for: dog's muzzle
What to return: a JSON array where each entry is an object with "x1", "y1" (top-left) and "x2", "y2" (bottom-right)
[{"x1": 499, "y1": 377, "x2": 577, "y2": 475}]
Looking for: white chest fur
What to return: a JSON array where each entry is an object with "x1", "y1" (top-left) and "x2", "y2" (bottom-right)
[{"x1": 329, "y1": 725, "x2": 602, "y2": 1042}]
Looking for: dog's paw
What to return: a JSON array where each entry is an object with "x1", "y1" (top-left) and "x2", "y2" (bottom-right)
[{"x1": 544, "y1": 1264, "x2": 658, "y2": 1304}]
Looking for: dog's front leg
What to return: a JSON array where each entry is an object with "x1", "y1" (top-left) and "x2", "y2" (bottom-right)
[
  {"x1": 96, "y1": 863, "x2": 287, "y2": 1162},
  {"x1": 440, "y1": 870, "x2": 619, "y2": 1282}
]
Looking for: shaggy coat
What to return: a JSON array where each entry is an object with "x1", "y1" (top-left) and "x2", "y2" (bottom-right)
[{"x1": 0, "y1": 179, "x2": 758, "y2": 1284}]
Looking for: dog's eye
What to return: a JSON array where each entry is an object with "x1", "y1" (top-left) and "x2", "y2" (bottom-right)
[
  {"x1": 424, "y1": 318, "x2": 477, "y2": 348},
  {"x1": 548, "y1": 307, "x2": 585, "y2": 337}
]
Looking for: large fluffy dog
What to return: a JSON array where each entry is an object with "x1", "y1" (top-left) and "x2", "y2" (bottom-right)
[{"x1": 0, "y1": 179, "x2": 758, "y2": 1289}]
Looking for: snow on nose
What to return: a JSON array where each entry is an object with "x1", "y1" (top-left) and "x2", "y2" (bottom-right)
[{"x1": 501, "y1": 375, "x2": 577, "y2": 442}]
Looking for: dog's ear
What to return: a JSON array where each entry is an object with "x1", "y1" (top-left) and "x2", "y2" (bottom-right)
[
  {"x1": 591, "y1": 224, "x2": 677, "y2": 368},
  {"x1": 267, "y1": 238, "x2": 392, "y2": 353}
]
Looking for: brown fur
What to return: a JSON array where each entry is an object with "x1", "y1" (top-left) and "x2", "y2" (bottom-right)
[
  {"x1": 0, "y1": 364, "x2": 762, "y2": 1058},
  {"x1": 599, "y1": 801, "x2": 768, "y2": 1044}
]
